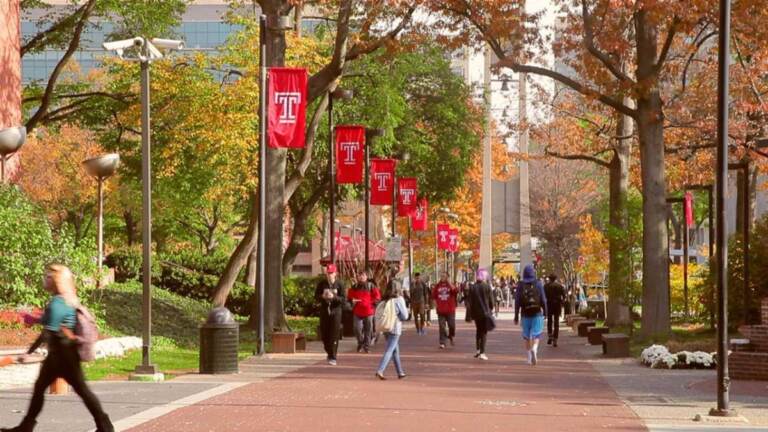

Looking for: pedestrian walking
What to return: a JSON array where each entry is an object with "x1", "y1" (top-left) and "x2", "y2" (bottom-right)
[
  {"x1": 493, "y1": 285, "x2": 503, "y2": 317},
  {"x1": 375, "y1": 271, "x2": 409, "y2": 380},
  {"x1": 469, "y1": 271, "x2": 495, "y2": 360},
  {"x1": 1, "y1": 265, "x2": 113, "y2": 432},
  {"x1": 347, "y1": 270, "x2": 380, "y2": 353},
  {"x1": 514, "y1": 264, "x2": 548, "y2": 366},
  {"x1": 462, "y1": 281, "x2": 473, "y2": 322},
  {"x1": 432, "y1": 272, "x2": 459, "y2": 349},
  {"x1": 544, "y1": 274, "x2": 566, "y2": 347},
  {"x1": 314, "y1": 264, "x2": 346, "y2": 365},
  {"x1": 409, "y1": 272, "x2": 429, "y2": 334}
]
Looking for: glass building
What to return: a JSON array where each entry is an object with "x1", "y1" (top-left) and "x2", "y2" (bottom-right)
[{"x1": 21, "y1": 1, "x2": 322, "y2": 83}]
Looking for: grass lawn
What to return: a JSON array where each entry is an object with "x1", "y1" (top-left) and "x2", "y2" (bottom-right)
[{"x1": 83, "y1": 282, "x2": 319, "y2": 381}]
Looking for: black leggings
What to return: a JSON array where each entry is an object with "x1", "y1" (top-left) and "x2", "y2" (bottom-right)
[
  {"x1": 22, "y1": 340, "x2": 110, "y2": 429},
  {"x1": 474, "y1": 319, "x2": 488, "y2": 353}
]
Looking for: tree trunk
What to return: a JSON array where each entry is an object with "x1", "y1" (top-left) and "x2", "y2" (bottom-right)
[
  {"x1": 212, "y1": 192, "x2": 258, "y2": 307},
  {"x1": 262, "y1": 16, "x2": 288, "y2": 332},
  {"x1": 245, "y1": 247, "x2": 257, "y2": 286},
  {"x1": 124, "y1": 210, "x2": 136, "y2": 246},
  {"x1": 635, "y1": 9, "x2": 670, "y2": 338},
  {"x1": 606, "y1": 110, "x2": 632, "y2": 326}
]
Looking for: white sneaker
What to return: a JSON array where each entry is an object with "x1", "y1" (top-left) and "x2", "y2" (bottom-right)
[
  {"x1": 474, "y1": 350, "x2": 481, "y2": 358},
  {"x1": 479, "y1": 353, "x2": 489, "y2": 361},
  {"x1": 328, "y1": 359, "x2": 337, "y2": 366}
]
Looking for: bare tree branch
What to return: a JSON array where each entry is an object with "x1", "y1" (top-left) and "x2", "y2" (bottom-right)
[{"x1": 24, "y1": 0, "x2": 98, "y2": 132}]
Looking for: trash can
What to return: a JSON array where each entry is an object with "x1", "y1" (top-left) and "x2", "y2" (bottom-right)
[{"x1": 199, "y1": 307, "x2": 239, "y2": 374}]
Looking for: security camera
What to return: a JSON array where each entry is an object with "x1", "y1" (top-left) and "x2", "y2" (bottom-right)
[
  {"x1": 102, "y1": 37, "x2": 144, "y2": 52},
  {"x1": 150, "y1": 38, "x2": 185, "y2": 50}
]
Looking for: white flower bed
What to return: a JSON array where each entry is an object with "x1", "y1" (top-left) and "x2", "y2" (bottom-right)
[
  {"x1": 640, "y1": 344, "x2": 715, "y2": 370},
  {"x1": 94, "y1": 336, "x2": 142, "y2": 360}
]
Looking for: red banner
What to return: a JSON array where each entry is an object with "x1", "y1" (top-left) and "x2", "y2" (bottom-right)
[
  {"x1": 411, "y1": 198, "x2": 428, "y2": 231},
  {"x1": 370, "y1": 158, "x2": 396, "y2": 204},
  {"x1": 397, "y1": 177, "x2": 418, "y2": 216},
  {"x1": 449, "y1": 228, "x2": 459, "y2": 252},
  {"x1": 335, "y1": 125, "x2": 365, "y2": 183},
  {"x1": 437, "y1": 223, "x2": 450, "y2": 250},
  {"x1": 268, "y1": 68, "x2": 307, "y2": 148},
  {"x1": 684, "y1": 191, "x2": 694, "y2": 227}
]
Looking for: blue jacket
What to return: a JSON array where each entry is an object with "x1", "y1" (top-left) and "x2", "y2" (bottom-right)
[{"x1": 515, "y1": 265, "x2": 547, "y2": 318}]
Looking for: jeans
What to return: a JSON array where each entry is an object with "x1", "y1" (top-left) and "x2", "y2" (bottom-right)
[
  {"x1": 376, "y1": 333, "x2": 404, "y2": 376},
  {"x1": 354, "y1": 315, "x2": 373, "y2": 350},
  {"x1": 320, "y1": 310, "x2": 342, "y2": 360},
  {"x1": 438, "y1": 313, "x2": 455, "y2": 344},
  {"x1": 21, "y1": 338, "x2": 111, "y2": 430},
  {"x1": 547, "y1": 307, "x2": 561, "y2": 340}
]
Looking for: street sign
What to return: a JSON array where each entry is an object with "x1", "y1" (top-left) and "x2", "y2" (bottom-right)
[{"x1": 385, "y1": 236, "x2": 402, "y2": 262}]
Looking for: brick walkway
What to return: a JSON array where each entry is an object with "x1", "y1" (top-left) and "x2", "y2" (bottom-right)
[{"x1": 128, "y1": 310, "x2": 646, "y2": 432}]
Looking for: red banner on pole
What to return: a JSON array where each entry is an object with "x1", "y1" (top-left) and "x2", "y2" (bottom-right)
[
  {"x1": 411, "y1": 198, "x2": 428, "y2": 231},
  {"x1": 684, "y1": 191, "x2": 694, "y2": 227},
  {"x1": 437, "y1": 223, "x2": 450, "y2": 250},
  {"x1": 397, "y1": 177, "x2": 418, "y2": 216},
  {"x1": 449, "y1": 228, "x2": 459, "y2": 252},
  {"x1": 370, "y1": 159, "x2": 396, "y2": 204},
  {"x1": 335, "y1": 125, "x2": 365, "y2": 183},
  {"x1": 267, "y1": 68, "x2": 307, "y2": 148}
]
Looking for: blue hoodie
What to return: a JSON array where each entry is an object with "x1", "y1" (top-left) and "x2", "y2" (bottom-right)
[{"x1": 515, "y1": 265, "x2": 547, "y2": 318}]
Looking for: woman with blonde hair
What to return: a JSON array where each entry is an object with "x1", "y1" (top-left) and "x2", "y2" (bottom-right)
[{"x1": 1, "y1": 265, "x2": 113, "y2": 432}]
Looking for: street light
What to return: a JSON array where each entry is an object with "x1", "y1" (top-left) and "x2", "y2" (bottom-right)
[
  {"x1": 256, "y1": 14, "x2": 293, "y2": 356},
  {"x1": 103, "y1": 36, "x2": 184, "y2": 378},
  {"x1": 711, "y1": 0, "x2": 733, "y2": 417},
  {"x1": 390, "y1": 149, "x2": 410, "y2": 238},
  {"x1": 328, "y1": 88, "x2": 354, "y2": 265},
  {"x1": 0, "y1": 126, "x2": 26, "y2": 183},
  {"x1": 83, "y1": 153, "x2": 120, "y2": 288},
  {"x1": 363, "y1": 127, "x2": 385, "y2": 272}
]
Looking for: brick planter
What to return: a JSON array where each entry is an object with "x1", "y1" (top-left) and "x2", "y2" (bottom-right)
[
  {"x1": 577, "y1": 320, "x2": 596, "y2": 337},
  {"x1": 730, "y1": 298, "x2": 768, "y2": 381},
  {"x1": 587, "y1": 327, "x2": 610, "y2": 345}
]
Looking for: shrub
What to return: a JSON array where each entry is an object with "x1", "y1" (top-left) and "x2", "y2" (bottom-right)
[
  {"x1": 0, "y1": 186, "x2": 98, "y2": 307},
  {"x1": 284, "y1": 275, "x2": 322, "y2": 317},
  {"x1": 105, "y1": 246, "x2": 160, "y2": 282}
]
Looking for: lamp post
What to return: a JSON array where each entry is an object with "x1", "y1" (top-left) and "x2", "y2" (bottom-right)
[
  {"x1": 446, "y1": 212, "x2": 459, "y2": 283},
  {"x1": 103, "y1": 36, "x2": 183, "y2": 377},
  {"x1": 363, "y1": 128, "x2": 385, "y2": 272},
  {"x1": 0, "y1": 126, "x2": 26, "y2": 183},
  {"x1": 328, "y1": 88, "x2": 354, "y2": 265},
  {"x1": 666, "y1": 197, "x2": 689, "y2": 319},
  {"x1": 435, "y1": 207, "x2": 451, "y2": 278},
  {"x1": 728, "y1": 161, "x2": 753, "y2": 324},
  {"x1": 256, "y1": 14, "x2": 292, "y2": 356},
  {"x1": 83, "y1": 153, "x2": 120, "y2": 288},
  {"x1": 686, "y1": 184, "x2": 715, "y2": 328},
  {"x1": 711, "y1": 0, "x2": 733, "y2": 416}
]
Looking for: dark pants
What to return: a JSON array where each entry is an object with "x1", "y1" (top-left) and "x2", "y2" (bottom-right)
[
  {"x1": 320, "y1": 310, "x2": 342, "y2": 360},
  {"x1": 474, "y1": 318, "x2": 488, "y2": 353},
  {"x1": 21, "y1": 340, "x2": 111, "y2": 430},
  {"x1": 438, "y1": 313, "x2": 455, "y2": 345},
  {"x1": 547, "y1": 306, "x2": 561, "y2": 340}
]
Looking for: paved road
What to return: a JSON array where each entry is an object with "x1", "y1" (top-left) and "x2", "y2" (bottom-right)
[{"x1": 128, "y1": 311, "x2": 645, "y2": 432}]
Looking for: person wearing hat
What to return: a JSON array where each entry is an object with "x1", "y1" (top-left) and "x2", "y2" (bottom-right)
[
  {"x1": 544, "y1": 273, "x2": 566, "y2": 347},
  {"x1": 314, "y1": 264, "x2": 346, "y2": 365}
]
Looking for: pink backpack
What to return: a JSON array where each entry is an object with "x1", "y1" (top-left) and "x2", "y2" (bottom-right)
[{"x1": 74, "y1": 305, "x2": 98, "y2": 361}]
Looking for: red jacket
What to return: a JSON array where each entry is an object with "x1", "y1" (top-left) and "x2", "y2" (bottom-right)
[
  {"x1": 347, "y1": 283, "x2": 381, "y2": 317},
  {"x1": 432, "y1": 281, "x2": 458, "y2": 314}
]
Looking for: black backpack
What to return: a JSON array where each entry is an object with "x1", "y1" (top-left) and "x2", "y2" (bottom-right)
[{"x1": 520, "y1": 282, "x2": 542, "y2": 316}]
